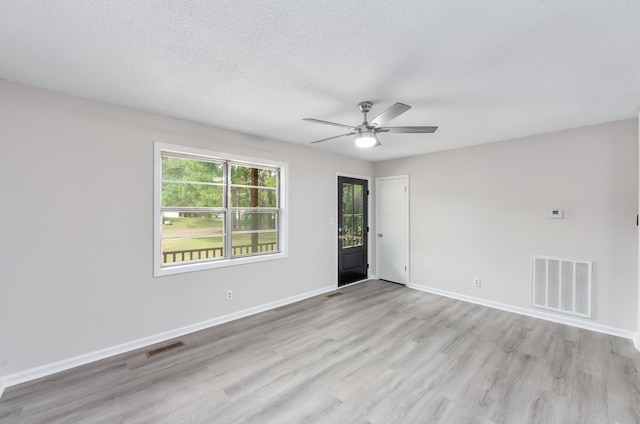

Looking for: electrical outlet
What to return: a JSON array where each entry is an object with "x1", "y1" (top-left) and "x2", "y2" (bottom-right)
[
  {"x1": 226, "y1": 289, "x2": 233, "y2": 301},
  {"x1": 473, "y1": 278, "x2": 481, "y2": 287}
]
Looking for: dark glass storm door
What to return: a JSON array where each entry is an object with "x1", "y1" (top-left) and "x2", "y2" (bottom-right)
[{"x1": 338, "y1": 176, "x2": 368, "y2": 286}]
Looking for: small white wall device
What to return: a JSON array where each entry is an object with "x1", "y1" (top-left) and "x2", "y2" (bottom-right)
[{"x1": 548, "y1": 209, "x2": 563, "y2": 219}]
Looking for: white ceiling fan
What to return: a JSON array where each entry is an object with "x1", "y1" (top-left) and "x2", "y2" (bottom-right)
[{"x1": 304, "y1": 101, "x2": 437, "y2": 148}]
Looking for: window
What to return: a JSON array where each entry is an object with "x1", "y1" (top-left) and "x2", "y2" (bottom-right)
[
  {"x1": 341, "y1": 181, "x2": 365, "y2": 248},
  {"x1": 154, "y1": 142, "x2": 287, "y2": 276}
]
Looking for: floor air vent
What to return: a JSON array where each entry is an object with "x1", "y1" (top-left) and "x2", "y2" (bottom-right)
[
  {"x1": 532, "y1": 256, "x2": 592, "y2": 318},
  {"x1": 145, "y1": 341, "x2": 185, "y2": 358}
]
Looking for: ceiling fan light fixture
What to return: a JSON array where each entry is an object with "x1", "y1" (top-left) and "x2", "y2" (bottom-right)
[{"x1": 355, "y1": 130, "x2": 378, "y2": 148}]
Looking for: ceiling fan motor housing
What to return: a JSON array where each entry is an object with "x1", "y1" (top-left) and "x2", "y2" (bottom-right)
[{"x1": 358, "y1": 101, "x2": 373, "y2": 114}]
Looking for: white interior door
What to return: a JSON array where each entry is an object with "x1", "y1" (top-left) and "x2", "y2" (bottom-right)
[{"x1": 376, "y1": 175, "x2": 409, "y2": 284}]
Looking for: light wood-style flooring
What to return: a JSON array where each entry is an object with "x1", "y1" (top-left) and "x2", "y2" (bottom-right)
[{"x1": 2, "y1": 280, "x2": 640, "y2": 423}]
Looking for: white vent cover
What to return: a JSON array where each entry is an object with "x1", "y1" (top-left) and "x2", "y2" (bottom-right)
[{"x1": 532, "y1": 256, "x2": 592, "y2": 318}]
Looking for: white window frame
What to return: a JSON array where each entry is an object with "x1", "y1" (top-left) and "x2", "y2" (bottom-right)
[{"x1": 154, "y1": 142, "x2": 288, "y2": 277}]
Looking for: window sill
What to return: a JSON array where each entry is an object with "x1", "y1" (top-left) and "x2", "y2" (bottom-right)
[{"x1": 153, "y1": 251, "x2": 288, "y2": 277}]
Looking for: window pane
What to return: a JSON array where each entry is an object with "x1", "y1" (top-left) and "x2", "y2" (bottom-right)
[
  {"x1": 162, "y1": 236, "x2": 224, "y2": 265},
  {"x1": 230, "y1": 187, "x2": 277, "y2": 208},
  {"x1": 161, "y1": 212, "x2": 224, "y2": 265},
  {"x1": 162, "y1": 156, "x2": 223, "y2": 183},
  {"x1": 342, "y1": 183, "x2": 353, "y2": 215},
  {"x1": 230, "y1": 165, "x2": 277, "y2": 187},
  {"x1": 232, "y1": 211, "x2": 277, "y2": 231},
  {"x1": 162, "y1": 182, "x2": 224, "y2": 207},
  {"x1": 353, "y1": 215, "x2": 363, "y2": 247},
  {"x1": 232, "y1": 231, "x2": 278, "y2": 257},
  {"x1": 353, "y1": 184, "x2": 363, "y2": 214},
  {"x1": 342, "y1": 215, "x2": 353, "y2": 248}
]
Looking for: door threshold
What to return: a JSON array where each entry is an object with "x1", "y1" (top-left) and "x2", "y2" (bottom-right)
[{"x1": 338, "y1": 278, "x2": 371, "y2": 289}]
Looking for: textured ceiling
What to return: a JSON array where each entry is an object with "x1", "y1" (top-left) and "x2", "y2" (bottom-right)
[{"x1": 1, "y1": 1, "x2": 639, "y2": 161}]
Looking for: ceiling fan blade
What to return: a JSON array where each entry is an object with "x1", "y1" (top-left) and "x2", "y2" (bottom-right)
[
  {"x1": 303, "y1": 118, "x2": 355, "y2": 130},
  {"x1": 369, "y1": 102, "x2": 411, "y2": 127},
  {"x1": 380, "y1": 126, "x2": 438, "y2": 133},
  {"x1": 311, "y1": 132, "x2": 355, "y2": 144}
]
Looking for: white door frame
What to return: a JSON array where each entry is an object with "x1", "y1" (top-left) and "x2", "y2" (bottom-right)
[{"x1": 376, "y1": 174, "x2": 410, "y2": 284}]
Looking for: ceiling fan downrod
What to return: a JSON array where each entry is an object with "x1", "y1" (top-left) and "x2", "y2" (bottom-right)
[{"x1": 358, "y1": 101, "x2": 373, "y2": 125}]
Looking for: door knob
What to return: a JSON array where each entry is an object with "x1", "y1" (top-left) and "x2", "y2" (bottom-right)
[{"x1": 377, "y1": 234, "x2": 383, "y2": 237}]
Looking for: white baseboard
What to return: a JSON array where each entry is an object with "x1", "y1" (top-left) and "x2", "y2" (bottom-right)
[
  {"x1": 408, "y1": 283, "x2": 637, "y2": 341},
  {"x1": 0, "y1": 284, "x2": 336, "y2": 397}
]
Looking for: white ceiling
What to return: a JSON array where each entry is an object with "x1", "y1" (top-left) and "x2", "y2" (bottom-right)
[{"x1": 1, "y1": 1, "x2": 639, "y2": 162}]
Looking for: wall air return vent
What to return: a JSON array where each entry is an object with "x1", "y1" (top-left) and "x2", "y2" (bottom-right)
[{"x1": 532, "y1": 256, "x2": 592, "y2": 318}]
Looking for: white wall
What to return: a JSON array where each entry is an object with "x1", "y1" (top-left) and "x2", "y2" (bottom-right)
[
  {"x1": 375, "y1": 119, "x2": 639, "y2": 332},
  {"x1": 0, "y1": 81, "x2": 373, "y2": 382},
  {"x1": 637, "y1": 113, "x2": 640, "y2": 349}
]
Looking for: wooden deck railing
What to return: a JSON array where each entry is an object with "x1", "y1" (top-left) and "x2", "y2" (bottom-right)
[
  {"x1": 341, "y1": 235, "x2": 363, "y2": 247},
  {"x1": 163, "y1": 242, "x2": 276, "y2": 263}
]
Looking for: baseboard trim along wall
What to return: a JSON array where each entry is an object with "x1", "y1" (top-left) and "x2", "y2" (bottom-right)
[
  {"x1": 0, "y1": 284, "x2": 337, "y2": 398},
  {"x1": 408, "y1": 283, "x2": 637, "y2": 342}
]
